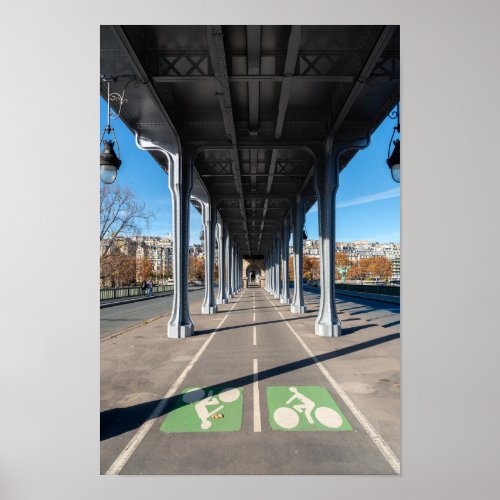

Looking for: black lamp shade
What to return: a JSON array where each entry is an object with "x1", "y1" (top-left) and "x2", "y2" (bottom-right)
[{"x1": 387, "y1": 139, "x2": 400, "y2": 183}]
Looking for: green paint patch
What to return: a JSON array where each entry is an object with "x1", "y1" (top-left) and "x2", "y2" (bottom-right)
[
  {"x1": 267, "y1": 386, "x2": 352, "y2": 431},
  {"x1": 160, "y1": 386, "x2": 243, "y2": 433}
]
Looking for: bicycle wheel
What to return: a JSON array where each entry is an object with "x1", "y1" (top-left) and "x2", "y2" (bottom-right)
[
  {"x1": 218, "y1": 387, "x2": 240, "y2": 403},
  {"x1": 181, "y1": 388, "x2": 205, "y2": 404},
  {"x1": 314, "y1": 406, "x2": 343, "y2": 428},
  {"x1": 273, "y1": 407, "x2": 299, "y2": 429}
]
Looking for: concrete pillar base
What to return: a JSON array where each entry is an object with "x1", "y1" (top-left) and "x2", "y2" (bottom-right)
[
  {"x1": 201, "y1": 305, "x2": 218, "y2": 314},
  {"x1": 217, "y1": 298, "x2": 228, "y2": 305},
  {"x1": 280, "y1": 298, "x2": 291, "y2": 305},
  {"x1": 291, "y1": 304, "x2": 307, "y2": 313},
  {"x1": 168, "y1": 323, "x2": 194, "y2": 339},
  {"x1": 315, "y1": 322, "x2": 341, "y2": 338}
]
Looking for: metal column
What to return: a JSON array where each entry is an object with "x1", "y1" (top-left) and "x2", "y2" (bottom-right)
[
  {"x1": 201, "y1": 199, "x2": 218, "y2": 314},
  {"x1": 280, "y1": 216, "x2": 291, "y2": 304},
  {"x1": 217, "y1": 221, "x2": 228, "y2": 304},
  {"x1": 314, "y1": 137, "x2": 369, "y2": 336},
  {"x1": 291, "y1": 193, "x2": 306, "y2": 313}
]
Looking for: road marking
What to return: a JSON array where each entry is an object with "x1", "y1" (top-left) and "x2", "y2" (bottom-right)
[
  {"x1": 266, "y1": 295, "x2": 400, "y2": 474},
  {"x1": 253, "y1": 312, "x2": 256, "y2": 322},
  {"x1": 253, "y1": 358, "x2": 261, "y2": 432},
  {"x1": 105, "y1": 294, "x2": 243, "y2": 475},
  {"x1": 253, "y1": 326, "x2": 257, "y2": 346}
]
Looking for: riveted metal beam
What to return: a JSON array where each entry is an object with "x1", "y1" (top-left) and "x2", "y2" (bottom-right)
[{"x1": 207, "y1": 25, "x2": 250, "y2": 253}]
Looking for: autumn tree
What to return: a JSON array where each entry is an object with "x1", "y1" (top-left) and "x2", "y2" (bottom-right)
[
  {"x1": 367, "y1": 256, "x2": 393, "y2": 281},
  {"x1": 100, "y1": 184, "x2": 155, "y2": 286},
  {"x1": 188, "y1": 255, "x2": 205, "y2": 281},
  {"x1": 100, "y1": 254, "x2": 136, "y2": 287},
  {"x1": 347, "y1": 256, "x2": 393, "y2": 282},
  {"x1": 289, "y1": 255, "x2": 294, "y2": 281},
  {"x1": 302, "y1": 256, "x2": 320, "y2": 282},
  {"x1": 136, "y1": 258, "x2": 153, "y2": 282}
]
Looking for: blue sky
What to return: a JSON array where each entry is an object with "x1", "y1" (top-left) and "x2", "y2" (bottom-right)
[{"x1": 100, "y1": 99, "x2": 400, "y2": 246}]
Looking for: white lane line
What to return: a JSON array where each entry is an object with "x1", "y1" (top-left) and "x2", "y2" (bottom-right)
[
  {"x1": 253, "y1": 358, "x2": 261, "y2": 432},
  {"x1": 106, "y1": 296, "x2": 243, "y2": 475},
  {"x1": 253, "y1": 312, "x2": 256, "y2": 322},
  {"x1": 253, "y1": 325, "x2": 257, "y2": 346},
  {"x1": 266, "y1": 296, "x2": 400, "y2": 474}
]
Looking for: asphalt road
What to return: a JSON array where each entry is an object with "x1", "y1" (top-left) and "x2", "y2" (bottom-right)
[
  {"x1": 100, "y1": 287, "x2": 400, "y2": 339},
  {"x1": 101, "y1": 287, "x2": 400, "y2": 474},
  {"x1": 303, "y1": 288, "x2": 400, "y2": 331},
  {"x1": 100, "y1": 288, "x2": 206, "y2": 339}
]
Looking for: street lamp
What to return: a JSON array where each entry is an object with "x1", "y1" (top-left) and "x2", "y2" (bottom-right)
[
  {"x1": 386, "y1": 103, "x2": 400, "y2": 183},
  {"x1": 100, "y1": 75, "x2": 141, "y2": 184}
]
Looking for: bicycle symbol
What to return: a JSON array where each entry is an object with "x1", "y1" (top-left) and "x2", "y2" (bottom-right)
[
  {"x1": 182, "y1": 387, "x2": 241, "y2": 430},
  {"x1": 273, "y1": 386, "x2": 343, "y2": 430}
]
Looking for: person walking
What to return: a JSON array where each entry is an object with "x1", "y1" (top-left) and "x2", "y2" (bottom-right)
[
  {"x1": 141, "y1": 280, "x2": 147, "y2": 296},
  {"x1": 147, "y1": 279, "x2": 153, "y2": 297}
]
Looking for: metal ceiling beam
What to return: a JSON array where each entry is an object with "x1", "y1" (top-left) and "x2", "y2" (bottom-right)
[
  {"x1": 330, "y1": 25, "x2": 397, "y2": 135},
  {"x1": 247, "y1": 26, "x2": 261, "y2": 135},
  {"x1": 207, "y1": 25, "x2": 249, "y2": 253},
  {"x1": 275, "y1": 26, "x2": 302, "y2": 140},
  {"x1": 152, "y1": 75, "x2": 399, "y2": 83}
]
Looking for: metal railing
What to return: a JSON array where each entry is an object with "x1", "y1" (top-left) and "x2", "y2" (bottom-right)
[
  {"x1": 335, "y1": 283, "x2": 400, "y2": 296},
  {"x1": 100, "y1": 284, "x2": 174, "y2": 301}
]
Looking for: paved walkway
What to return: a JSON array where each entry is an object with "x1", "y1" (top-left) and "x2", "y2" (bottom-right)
[{"x1": 101, "y1": 287, "x2": 400, "y2": 475}]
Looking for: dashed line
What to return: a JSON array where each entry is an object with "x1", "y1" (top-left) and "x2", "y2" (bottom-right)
[
  {"x1": 253, "y1": 325, "x2": 257, "y2": 346},
  {"x1": 105, "y1": 294, "x2": 244, "y2": 475},
  {"x1": 265, "y1": 294, "x2": 400, "y2": 474},
  {"x1": 253, "y1": 358, "x2": 261, "y2": 432}
]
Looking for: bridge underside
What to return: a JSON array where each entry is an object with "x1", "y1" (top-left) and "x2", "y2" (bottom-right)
[{"x1": 100, "y1": 25, "x2": 400, "y2": 338}]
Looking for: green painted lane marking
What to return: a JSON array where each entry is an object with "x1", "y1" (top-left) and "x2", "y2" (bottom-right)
[
  {"x1": 160, "y1": 386, "x2": 243, "y2": 433},
  {"x1": 267, "y1": 386, "x2": 352, "y2": 431}
]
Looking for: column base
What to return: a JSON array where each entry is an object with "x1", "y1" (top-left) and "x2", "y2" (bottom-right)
[
  {"x1": 201, "y1": 305, "x2": 218, "y2": 314},
  {"x1": 315, "y1": 322, "x2": 342, "y2": 338},
  {"x1": 291, "y1": 304, "x2": 307, "y2": 313},
  {"x1": 217, "y1": 298, "x2": 228, "y2": 305},
  {"x1": 167, "y1": 322, "x2": 194, "y2": 338},
  {"x1": 280, "y1": 297, "x2": 291, "y2": 305}
]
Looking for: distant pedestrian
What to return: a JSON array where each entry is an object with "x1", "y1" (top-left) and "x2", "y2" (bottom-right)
[
  {"x1": 141, "y1": 280, "x2": 147, "y2": 296},
  {"x1": 147, "y1": 279, "x2": 153, "y2": 297}
]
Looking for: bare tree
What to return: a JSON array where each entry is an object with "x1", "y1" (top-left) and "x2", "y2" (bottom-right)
[{"x1": 100, "y1": 184, "x2": 155, "y2": 259}]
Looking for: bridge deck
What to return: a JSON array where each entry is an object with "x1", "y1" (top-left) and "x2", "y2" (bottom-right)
[{"x1": 101, "y1": 288, "x2": 400, "y2": 474}]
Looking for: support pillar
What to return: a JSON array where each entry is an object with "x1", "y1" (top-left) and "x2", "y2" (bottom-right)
[
  {"x1": 280, "y1": 216, "x2": 291, "y2": 304},
  {"x1": 201, "y1": 199, "x2": 218, "y2": 314},
  {"x1": 217, "y1": 221, "x2": 228, "y2": 304},
  {"x1": 315, "y1": 137, "x2": 370, "y2": 337},
  {"x1": 168, "y1": 153, "x2": 194, "y2": 337},
  {"x1": 291, "y1": 193, "x2": 306, "y2": 314},
  {"x1": 274, "y1": 234, "x2": 282, "y2": 299},
  {"x1": 135, "y1": 136, "x2": 194, "y2": 338},
  {"x1": 225, "y1": 231, "x2": 232, "y2": 299}
]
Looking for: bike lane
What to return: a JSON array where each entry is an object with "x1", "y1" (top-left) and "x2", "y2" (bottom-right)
[{"x1": 105, "y1": 287, "x2": 398, "y2": 475}]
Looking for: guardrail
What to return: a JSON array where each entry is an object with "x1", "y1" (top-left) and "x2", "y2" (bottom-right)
[
  {"x1": 335, "y1": 283, "x2": 400, "y2": 296},
  {"x1": 100, "y1": 284, "x2": 174, "y2": 301}
]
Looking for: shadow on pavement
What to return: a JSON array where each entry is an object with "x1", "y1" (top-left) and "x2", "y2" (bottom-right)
[{"x1": 101, "y1": 332, "x2": 400, "y2": 441}]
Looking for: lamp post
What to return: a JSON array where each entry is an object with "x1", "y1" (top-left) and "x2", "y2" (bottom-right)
[
  {"x1": 387, "y1": 103, "x2": 400, "y2": 183},
  {"x1": 100, "y1": 75, "x2": 142, "y2": 184}
]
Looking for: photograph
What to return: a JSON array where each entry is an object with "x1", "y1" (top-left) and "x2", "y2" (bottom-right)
[{"x1": 99, "y1": 24, "x2": 401, "y2": 475}]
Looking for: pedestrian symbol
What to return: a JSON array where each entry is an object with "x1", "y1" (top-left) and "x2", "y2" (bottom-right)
[
  {"x1": 160, "y1": 386, "x2": 243, "y2": 433},
  {"x1": 267, "y1": 386, "x2": 352, "y2": 431}
]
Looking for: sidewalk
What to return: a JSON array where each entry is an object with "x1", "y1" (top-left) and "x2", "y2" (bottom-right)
[{"x1": 101, "y1": 287, "x2": 400, "y2": 475}]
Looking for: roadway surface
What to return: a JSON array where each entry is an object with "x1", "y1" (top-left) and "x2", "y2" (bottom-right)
[
  {"x1": 101, "y1": 287, "x2": 400, "y2": 475},
  {"x1": 100, "y1": 288, "x2": 206, "y2": 339}
]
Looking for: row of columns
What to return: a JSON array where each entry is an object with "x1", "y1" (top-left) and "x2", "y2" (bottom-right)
[{"x1": 137, "y1": 135, "x2": 369, "y2": 340}]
